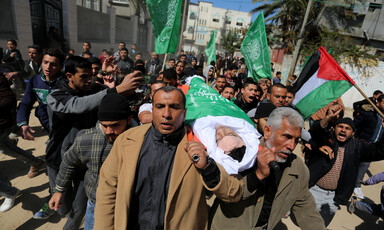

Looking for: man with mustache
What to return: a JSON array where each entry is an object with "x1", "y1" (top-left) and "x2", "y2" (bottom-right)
[
  {"x1": 307, "y1": 105, "x2": 384, "y2": 227},
  {"x1": 207, "y1": 107, "x2": 325, "y2": 230},
  {"x1": 49, "y1": 93, "x2": 133, "y2": 230},
  {"x1": 94, "y1": 86, "x2": 242, "y2": 229}
]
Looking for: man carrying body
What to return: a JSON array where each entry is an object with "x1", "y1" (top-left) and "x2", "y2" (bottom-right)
[
  {"x1": 212, "y1": 75, "x2": 226, "y2": 94},
  {"x1": 234, "y1": 80, "x2": 259, "y2": 114},
  {"x1": 307, "y1": 105, "x2": 384, "y2": 226},
  {"x1": 49, "y1": 93, "x2": 133, "y2": 230},
  {"x1": 94, "y1": 86, "x2": 242, "y2": 229},
  {"x1": 207, "y1": 107, "x2": 325, "y2": 229}
]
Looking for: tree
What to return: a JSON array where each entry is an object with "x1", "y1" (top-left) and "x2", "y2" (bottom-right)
[
  {"x1": 130, "y1": 0, "x2": 147, "y2": 17},
  {"x1": 221, "y1": 29, "x2": 242, "y2": 54}
]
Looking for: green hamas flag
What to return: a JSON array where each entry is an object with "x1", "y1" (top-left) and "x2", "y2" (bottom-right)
[
  {"x1": 146, "y1": 0, "x2": 182, "y2": 54},
  {"x1": 205, "y1": 30, "x2": 216, "y2": 65},
  {"x1": 240, "y1": 11, "x2": 271, "y2": 81},
  {"x1": 185, "y1": 77, "x2": 255, "y2": 128}
]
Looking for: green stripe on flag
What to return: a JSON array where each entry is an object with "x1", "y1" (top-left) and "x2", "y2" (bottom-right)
[
  {"x1": 205, "y1": 30, "x2": 217, "y2": 65},
  {"x1": 185, "y1": 78, "x2": 255, "y2": 127},
  {"x1": 295, "y1": 80, "x2": 352, "y2": 119}
]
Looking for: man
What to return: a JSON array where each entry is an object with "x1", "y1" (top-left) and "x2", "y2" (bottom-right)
[
  {"x1": 88, "y1": 57, "x2": 105, "y2": 92},
  {"x1": 146, "y1": 52, "x2": 162, "y2": 75},
  {"x1": 353, "y1": 90, "x2": 383, "y2": 117},
  {"x1": 253, "y1": 102, "x2": 276, "y2": 135},
  {"x1": 285, "y1": 86, "x2": 295, "y2": 107},
  {"x1": 49, "y1": 93, "x2": 133, "y2": 229},
  {"x1": 134, "y1": 53, "x2": 142, "y2": 62},
  {"x1": 352, "y1": 94, "x2": 384, "y2": 199},
  {"x1": 184, "y1": 57, "x2": 197, "y2": 77},
  {"x1": 36, "y1": 56, "x2": 142, "y2": 224},
  {"x1": 3, "y1": 39, "x2": 24, "y2": 96},
  {"x1": 82, "y1": 51, "x2": 92, "y2": 59},
  {"x1": 234, "y1": 80, "x2": 259, "y2": 114},
  {"x1": 94, "y1": 86, "x2": 241, "y2": 229},
  {"x1": 225, "y1": 64, "x2": 238, "y2": 90},
  {"x1": 212, "y1": 75, "x2": 226, "y2": 93},
  {"x1": 17, "y1": 48, "x2": 64, "y2": 141},
  {"x1": 166, "y1": 58, "x2": 175, "y2": 70},
  {"x1": 175, "y1": 61, "x2": 185, "y2": 83},
  {"x1": 273, "y1": 71, "x2": 281, "y2": 84},
  {"x1": 116, "y1": 48, "x2": 134, "y2": 75},
  {"x1": 162, "y1": 69, "x2": 178, "y2": 87},
  {"x1": 179, "y1": 54, "x2": 187, "y2": 65},
  {"x1": 24, "y1": 45, "x2": 43, "y2": 80},
  {"x1": 307, "y1": 105, "x2": 384, "y2": 226},
  {"x1": 130, "y1": 43, "x2": 137, "y2": 57},
  {"x1": 221, "y1": 85, "x2": 234, "y2": 100},
  {"x1": 81, "y1": 42, "x2": 93, "y2": 57},
  {"x1": 266, "y1": 83, "x2": 287, "y2": 107},
  {"x1": 138, "y1": 80, "x2": 166, "y2": 124},
  {"x1": 114, "y1": 41, "x2": 126, "y2": 59},
  {"x1": 208, "y1": 107, "x2": 325, "y2": 229}
]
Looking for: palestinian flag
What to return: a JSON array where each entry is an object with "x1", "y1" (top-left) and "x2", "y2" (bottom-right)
[
  {"x1": 292, "y1": 46, "x2": 356, "y2": 119},
  {"x1": 185, "y1": 78, "x2": 260, "y2": 174}
]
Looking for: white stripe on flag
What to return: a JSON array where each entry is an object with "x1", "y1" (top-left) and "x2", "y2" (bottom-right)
[{"x1": 293, "y1": 69, "x2": 327, "y2": 105}]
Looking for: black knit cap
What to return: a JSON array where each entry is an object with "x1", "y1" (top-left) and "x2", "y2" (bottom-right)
[
  {"x1": 335, "y1": 117, "x2": 356, "y2": 131},
  {"x1": 98, "y1": 93, "x2": 132, "y2": 121},
  {"x1": 254, "y1": 103, "x2": 276, "y2": 119}
]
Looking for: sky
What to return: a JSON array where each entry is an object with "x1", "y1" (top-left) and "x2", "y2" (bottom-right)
[{"x1": 189, "y1": 0, "x2": 263, "y2": 21}]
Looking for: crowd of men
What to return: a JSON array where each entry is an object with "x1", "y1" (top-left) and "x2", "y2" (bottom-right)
[{"x1": 1, "y1": 38, "x2": 384, "y2": 230}]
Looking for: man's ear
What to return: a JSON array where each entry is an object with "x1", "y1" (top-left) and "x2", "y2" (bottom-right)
[
  {"x1": 241, "y1": 88, "x2": 244, "y2": 94},
  {"x1": 266, "y1": 93, "x2": 270, "y2": 101},
  {"x1": 66, "y1": 72, "x2": 73, "y2": 80},
  {"x1": 264, "y1": 125, "x2": 272, "y2": 140}
]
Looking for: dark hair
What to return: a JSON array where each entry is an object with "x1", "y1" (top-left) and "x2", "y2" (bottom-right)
[
  {"x1": 374, "y1": 90, "x2": 383, "y2": 96},
  {"x1": 7, "y1": 39, "x2": 17, "y2": 46},
  {"x1": 64, "y1": 56, "x2": 92, "y2": 74},
  {"x1": 227, "y1": 145, "x2": 246, "y2": 162},
  {"x1": 88, "y1": 57, "x2": 102, "y2": 66},
  {"x1": 276, "y1": 71, "x2": 281, "y2": 75},
  {"x1": 83, "y1": 41, "x2": 91, "y2": 47},
  {"x1": 163, "y1": 69, "x2": 177, "y2": 80},
  {"x1": 69, "y1": 48, "x2": 75, "y2": 53},
  {"x1": 120, "y1": 48, "x2": 129, "y2": 53},
  {"x1": 242, "y1": 79, "x2": 257, "y2": 89},
  {"x1": 153, "y1": 86, "x2": 186, "y2": 108},
  {"x1": 82, "y1": 51, "x2": 92, "y2": 56},
  {"x1": 216, "y1": 75, "x2": 226, "y2": 80},
  {"x1": 286, "y1": 86, "x2": 295, "y2": 95},
  {"x1": 119, "y1": 41, "x2": 126, "y2": 46},
  {"x1": 28, "y1": 45, "x2": 43, "y2": 54},
  {"x1": 169, "y1": 58, "x2": 176, "y2": 62},
  {"x1": 102, "y1": 49, "x2": 107, "y2": 52},
  {"x1": 135, "y1": 53, "x2": 142, "y2": 57},
  {"x1": 268, "y1": 83, "x2": 286, "y2": 94},
  {"x1": 176, "y1": 61, "x2": 184, "y2": 67},
  {"x1": 134, "y1": 59, "x2": 145, "y2": 66},
  {"x1": 228, "y1": 64, "x2": 238, "y2": 70},
  {"x1": 180, "y1": 54, "x2": 187, "y2": 58},
  {"x1": 223, "y1": 85, "x2": 234, "y2": 91},
  {"x1": 378, "y1": 94, "x2": 384, "y2": 103},
  {"x1": 210, "y1": 61, "x2": 216, "y2": 66},
  {"x1": 43, "y1": 48, "x2": 65, "y2": 65}
]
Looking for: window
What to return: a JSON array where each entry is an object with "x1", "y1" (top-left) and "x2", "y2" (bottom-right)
[
  {"x1": 93, "y1": 0, "x2": 100, "y2": 11},
  {"x1": 226, "y1": 20, "x2": 231, "y2": 24},
  {"x1": 236, "y1": 22, "x2": 243, "y2": 26},
  {"x1": 188, "y1": 26, "x2": 194, "y2": 34},
  {"x1": 85, "y1": 0, "x2": 91, "y2": 8},
  {"x1": 190, "y1": 12, "x2": 196, "y2": 20},
  {"x1": 213, "y1": 18, "x2": 219, "y2": 22}
]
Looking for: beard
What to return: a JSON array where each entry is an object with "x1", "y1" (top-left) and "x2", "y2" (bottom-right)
[{"x1": 265, "y1": 140, "x2": 292, "y2": 164}]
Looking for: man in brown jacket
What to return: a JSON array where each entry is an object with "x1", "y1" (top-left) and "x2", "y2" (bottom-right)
[
  {"x1": 208, "y1": 107, "x2": 325, "y2": 230},
  {"x1": 94, "y1": 86, "x2": 242, "y2": 230}
]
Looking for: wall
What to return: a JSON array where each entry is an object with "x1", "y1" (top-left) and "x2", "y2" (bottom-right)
[
  {"x1": 77, "y1": 6, "x2": 110, "y2": 43},
  {"x1": 115, "y1": 16, "x2": 134, "y2": 43}
]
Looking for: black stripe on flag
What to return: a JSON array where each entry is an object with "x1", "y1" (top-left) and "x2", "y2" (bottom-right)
[{"x1": 292, "y1": 50, "x2": 321, "y2": 94}]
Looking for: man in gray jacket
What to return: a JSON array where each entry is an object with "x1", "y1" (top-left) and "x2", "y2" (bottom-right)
[{"x1": 49, "y1": 93, "x2": 133, "y2": 229}]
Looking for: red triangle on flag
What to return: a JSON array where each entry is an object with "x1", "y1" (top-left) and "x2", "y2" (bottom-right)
[{"x1": 317, "y1": 46, "x2": 356, "y2": 85}]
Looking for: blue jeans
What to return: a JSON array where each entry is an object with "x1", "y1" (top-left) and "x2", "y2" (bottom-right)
[
  {"x1": 355, "y1": 187, "x2": 384, "y2": 218},
  {"x1": 309, "y1": 185, "x2": 339, "y2": 227},
  {"x1": 84, "y1": 199, "x2": 95, "y2": 230}
]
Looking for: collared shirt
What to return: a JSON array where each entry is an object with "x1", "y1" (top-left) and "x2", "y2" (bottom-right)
[
  {"x1": 129, "y1": 125, "x2": 185, "y2": 229},
  {"x1": 54, "y1": 123, "x2": 113, "y2": 203}
]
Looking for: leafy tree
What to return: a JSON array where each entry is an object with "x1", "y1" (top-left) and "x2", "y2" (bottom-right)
[{"x1": 221, "y1": 29, "x2": 242, "y2": 55}]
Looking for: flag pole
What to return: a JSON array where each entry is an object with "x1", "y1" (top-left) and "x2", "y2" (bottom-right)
[
  {"x1": 354, "y1": 85, "x2": 384, "y2": 118},
  {"x1": 162, "y1": 53, "x2": 168, "y2": 72}
]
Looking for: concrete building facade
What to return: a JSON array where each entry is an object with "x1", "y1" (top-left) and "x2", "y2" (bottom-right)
[
  {"x1": 183, "y1": 1, "x2": 251, "y2": 54},
  {"x1": 0, "y1": 0, "x2": 154, "y2": 59}
]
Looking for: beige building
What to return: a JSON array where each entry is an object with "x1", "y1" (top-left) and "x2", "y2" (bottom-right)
[{"x1": 183, "y1": 0, "x2": 251, "y2": 54}]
